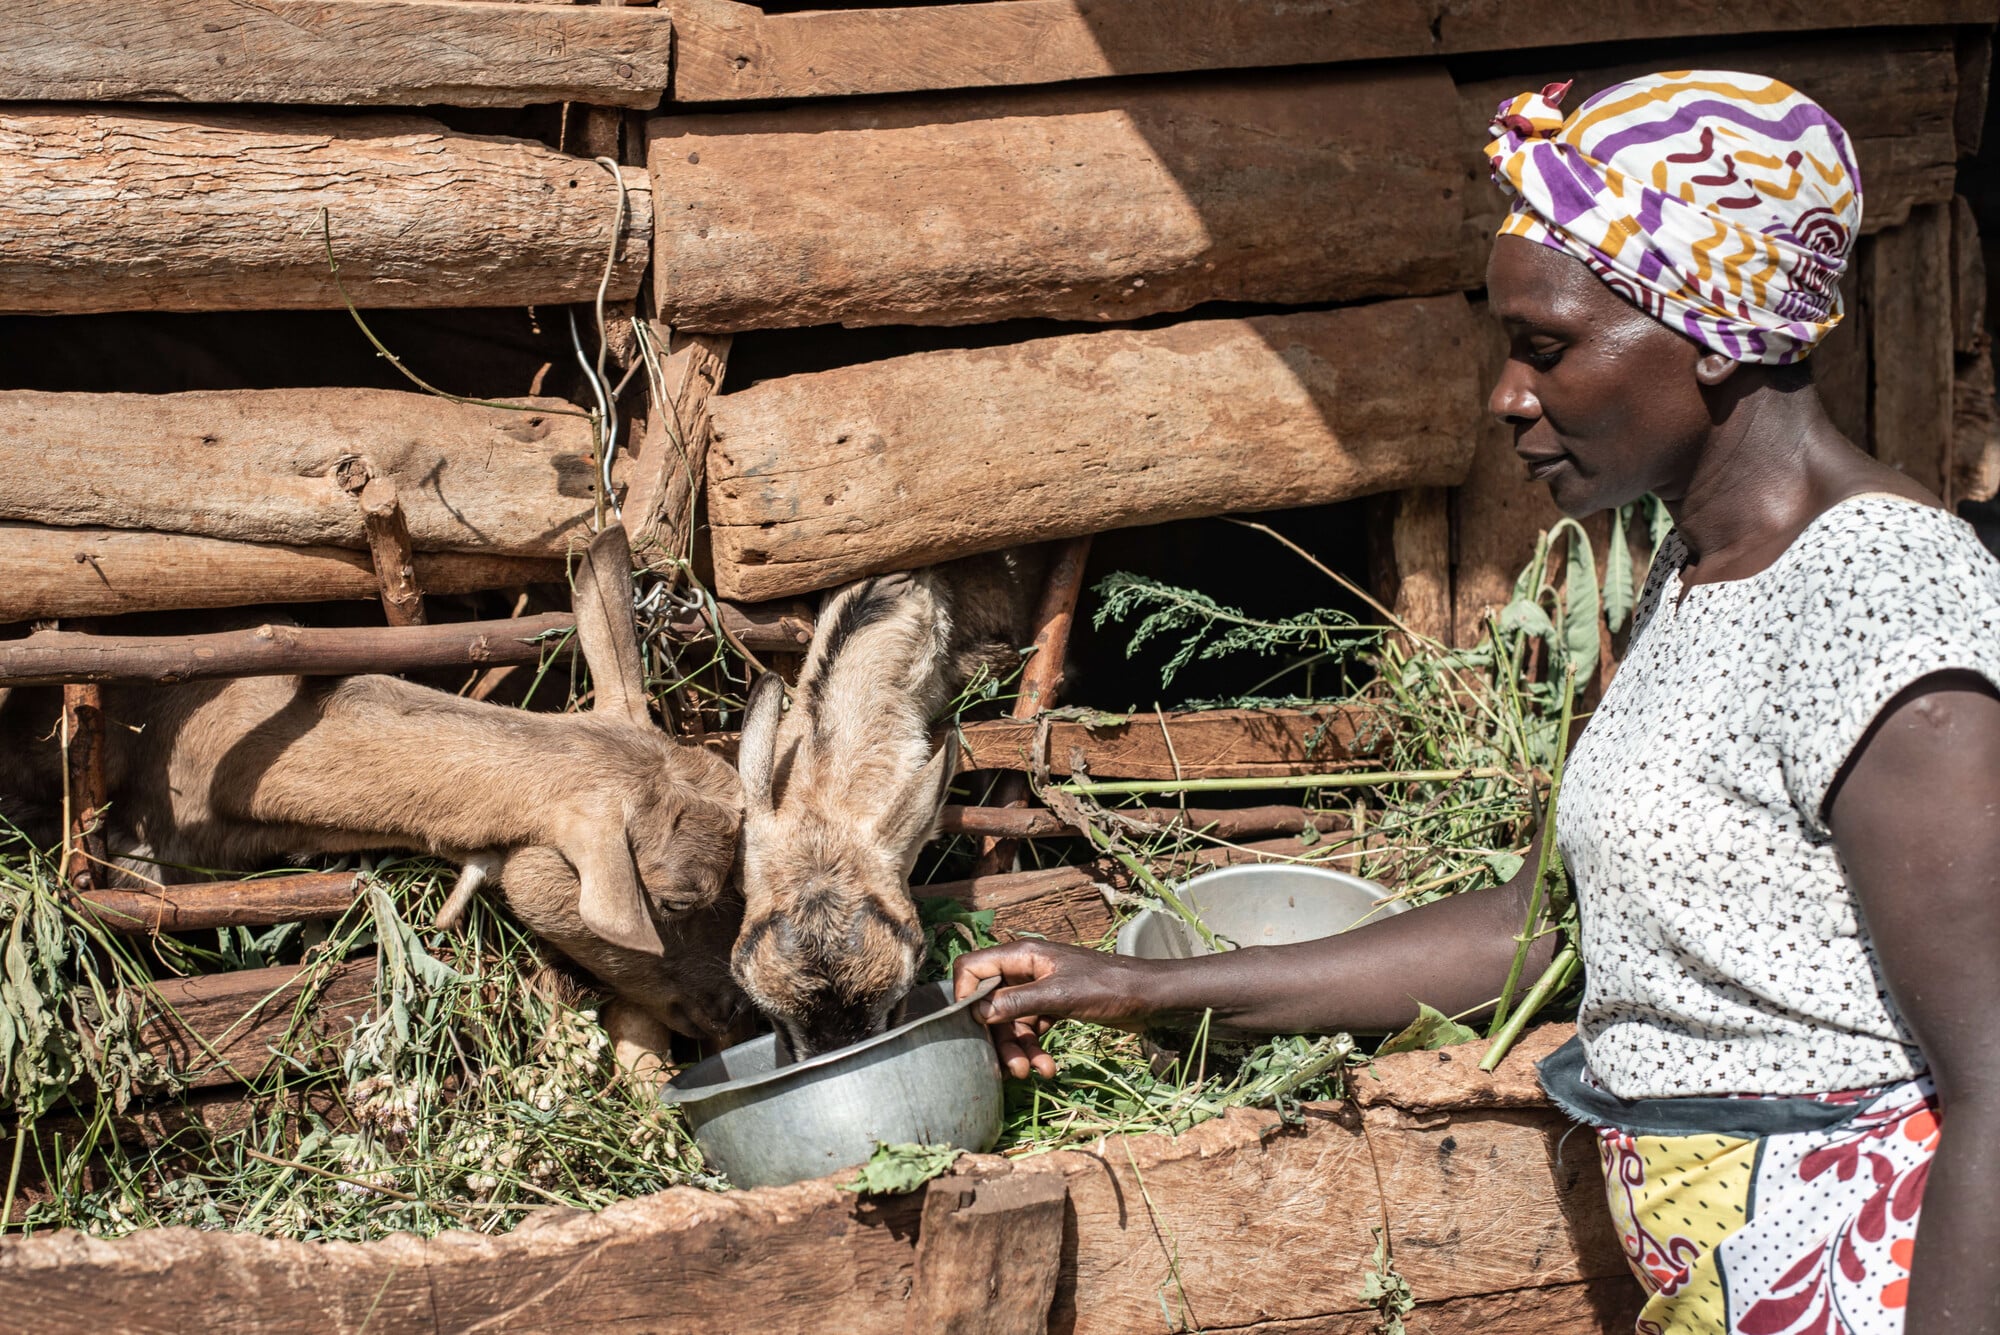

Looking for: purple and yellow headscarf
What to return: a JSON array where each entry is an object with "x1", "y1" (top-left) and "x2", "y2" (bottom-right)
[{"x1": 1486, "y1": 70, "x2": 1861, "y2": 365}]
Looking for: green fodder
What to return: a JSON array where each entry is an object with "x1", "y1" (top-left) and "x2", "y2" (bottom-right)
[{"x1": 0, "y1": 834, "x2": 714, "y2": 1242}]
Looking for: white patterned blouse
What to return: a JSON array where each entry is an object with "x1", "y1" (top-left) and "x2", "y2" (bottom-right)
[{"x1": 1559, "y1": 494, "x2": 2000, "y2": 1099}]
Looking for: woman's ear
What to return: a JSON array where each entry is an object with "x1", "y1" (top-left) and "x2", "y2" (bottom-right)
[{"x1": 1694, "y1": 351, "x2": 1742, "y2": 387}]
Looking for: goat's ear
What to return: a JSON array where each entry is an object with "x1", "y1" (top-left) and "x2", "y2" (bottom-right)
[
  {"x1": 571, "y1": 829, "x2": 667, "y2": 957},
  {"x1": 879, "y1": 740, "x2": 958, "y2": 875},
  {"x1": 737, "y1": 673, "x2": 787, "y2": 816},
  {"x1": 574, "y1": 525, "x2": 651, "y2": 728}
]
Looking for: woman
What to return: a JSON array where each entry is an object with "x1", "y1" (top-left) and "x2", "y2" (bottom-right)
[{"x1": 955, "y1": 72, "x2": 2000, "y2": 1334}]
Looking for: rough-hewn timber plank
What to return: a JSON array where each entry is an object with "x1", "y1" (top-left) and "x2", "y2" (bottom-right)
[
  {"x1": 0, "y1": 524, "x2": 562, "y2": 624},
  {"x1": 707, "y1": 298, "x2": 1484, "y2": 600},
  {"x1": 1455, "y1": 33, "x2": 1961, "y2": 287},
  {"x1": 955, "y1": 707, "x2": 1376, "y2": 780},
  {"x1": 649, "y1": 67, "x2": 1462, "y2": 331},
  {"x1": 0, "y1": 1031, "x2": 1632, "y2": 1335},
  {"x1": 139, "y1": 961, "x2": 374, "y2": 1090},
  {"x1": 0, "y1": 390, "x2": 599, "y2": 558},
  {"x1": 0, "y1": 107, "x2": 651, "y2": 314},
  {"x1": 1870, "y1": 202, "x2": 1956, "y2": 496},
  {"x1": 664, "y1": 0, "x2": 1996, "y2": 103},
  {"x1": 0, "y1": 0, "x2": 672, "y2": 108}
]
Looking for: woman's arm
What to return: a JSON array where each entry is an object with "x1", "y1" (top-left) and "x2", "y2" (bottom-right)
[
  {"x1": 953, "y1": 843, "x2": 1558, "y2": 1078},
  {"x1": 1827, "y1": 671, "x2": 2000, "y2": 1335}
]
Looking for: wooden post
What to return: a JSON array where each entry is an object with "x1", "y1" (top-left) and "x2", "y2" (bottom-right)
[
  {"x1": 622, "y1": 328, "x2": 732, "y2": 571},
  {"x1": 975, "y1": 536, "x2": 1092, "y2": 875},
  {"x1": 355, "y1": 477, "x2": 426, "y2": 627},
  {"x1": 60, "y1": 683, "x2": 107, "y2": 891},
  {"x1": 1367, "y1": 487, "x2": 1451, "y2": 644},
  {"x1": 1868, "y1": 202, "x2": 1955, "y2": 497},
  {"x1": 907, "y1": 1171, "x2": 1067, "y2": 1335}
]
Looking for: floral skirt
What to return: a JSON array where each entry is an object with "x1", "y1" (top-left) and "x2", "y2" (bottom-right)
[{"x1": 1538, "y1": 1037, "x2": 1937, "y2": 1335}]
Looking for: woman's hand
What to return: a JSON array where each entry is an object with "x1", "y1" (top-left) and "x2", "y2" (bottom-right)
[{"x1": 952, "y1": 942, "x2": 1163, "y2": 1078}]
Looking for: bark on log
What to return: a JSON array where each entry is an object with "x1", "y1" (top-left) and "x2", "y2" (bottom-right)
[
  {"x1": 907, "y1": 1173, "x2": 1066, "y2": 1335},
  {"x1": 0, "y1": 1027, "x2": 1634, "y2": 1335},
  {"x1": 663, "y1": 0, "x2": 1995, "y2": 103},
  {"x1": 0, "y1": 389, "x2": 600, "y2": 559},
  {"x1": 80, "y1": 874, "x2": 363, "y2": 935},
  {"x1": 0, "y1": 524, "x2": 563, "y2": 625},
  {"x1": 938, "y1": 803, "x2": 1347, "y2": 840},
  {"x1": 621, "y1": 331, "x2": 732, "y2": 570},
  {"x1": 1368, "y1": 487, "x2": 1452, "y2": 645},
  {"x1": 1870, "y1": 203, "x2": 1956, "y2": 497},
  {"x1": 138, "y1": 961, "x2": 374, "y2": 1090},
  {"x1": 0, "y1": 605, "x2": 812, "y2": 684},
  {"x1": 0, "y1": 0, "x2": 673, "y2": 108},
  {"x1": 708, "y1": 298, "x2": 1484, "y2": 600},
  {"x1": 649, "y1": 67, "x2": 1463, "y2": 331},
  {"x1": 953, "y1": 707, "x2": 1377, "y2": 781},
  {"x1": 0, "y1": 107, "x2": 652, "y2": 314}
]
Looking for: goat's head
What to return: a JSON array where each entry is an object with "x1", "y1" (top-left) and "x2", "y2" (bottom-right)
[
  {"x1": 729, "y1": 576, "x2": 958, "y2": 1058},
  {"x1": 555, "y1": 526, "x2": 745, "y2": 962}
]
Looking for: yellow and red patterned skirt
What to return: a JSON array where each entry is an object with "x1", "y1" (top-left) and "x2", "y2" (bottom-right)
[{"x1": 1540, "y1": 1037, "x2": 1938, "y2": 1335}]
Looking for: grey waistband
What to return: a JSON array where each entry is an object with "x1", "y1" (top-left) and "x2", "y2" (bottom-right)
[{"x1": 1535, "y1": 1034, "x2": 1873, "y2": 1139}]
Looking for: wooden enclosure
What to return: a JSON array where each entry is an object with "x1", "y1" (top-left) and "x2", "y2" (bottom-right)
[{"x1": 3, "y1": 0, "x2": 1998, "y2": 1330}]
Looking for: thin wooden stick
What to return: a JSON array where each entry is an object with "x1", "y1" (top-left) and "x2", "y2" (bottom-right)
[
  {"x1": 976, "y1": 536, "x2": 1094, "y2": 874},
  {"x1": 79, "y1": 873, "x2": 361, "y2": 934},
  {"x1": 0, "y1": 603, "x2": 813, "y2": 688},
  {"x1": 1057, "y1": 768, "x2": 1512, "y2": 797},
  {"x1": 61, "y1": 683, "x2": 107, "y2": 891}
]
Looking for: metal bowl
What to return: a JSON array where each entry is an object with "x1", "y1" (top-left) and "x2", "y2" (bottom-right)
[
  {"x1": 662, "y1": 978, "x2": 1003, "y2": 1189},
  {"x1": 1115, "y1": 862, "x2": 1403, "y2": 960}
]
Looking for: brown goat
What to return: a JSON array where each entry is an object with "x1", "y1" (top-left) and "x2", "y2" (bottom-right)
[
  {"x1": 0, "y1": 529, "x2": 753, "y2": 1048},
  {"x1": 731, "y1": 552, "x2": 1040, "y2": 1058}
]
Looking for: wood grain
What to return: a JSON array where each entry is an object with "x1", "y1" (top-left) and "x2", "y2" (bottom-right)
[
  {"x1": 81, "y1": 874, "x2": 363, "y2": 935},
  {"x1": 908, "y1": 1173, "x2": 1066, "y2": 1335},
  {"x1": 664, "y1": 0, "x2": 1995, "y2": 103},
  {"x1": 954, "y1": 707, "x2": 1376, "y2": 781},
  {"x1": 0, "y1": 523, "x2": 562, "y2": 624},
  {"x1": 707, "y1": 298, "x2": 1484, "y2": 600},
  {"x1": 137, "y1": 961, "x2": 374, "y2": 1090},
  {"x1": 1870, "y1": 202, "x2": 1955, "y2": 496},
  {"x1": 0, "y1": 0, "x2": 672, "y2": 108},
  {"x1": 649, "y1": 66, "x2": 1463, "y2": 331},
  {"x1": 0, "y1": 390, "x2": 598, "y2": 559},
  {"x1": 0, "y1": 107, "x2": 651, "y2": 314},
  {"x1": 0, "y1": 1031, "x2": 1631, "y2": 1334}
]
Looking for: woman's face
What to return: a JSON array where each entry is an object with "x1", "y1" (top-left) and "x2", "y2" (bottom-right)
[{"x1": 1485, "y1": 235, "x2": 1718, "y2": 517}]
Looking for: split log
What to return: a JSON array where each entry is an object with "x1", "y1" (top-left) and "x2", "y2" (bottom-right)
[
  {"x1": 0, "y1": 605, "x2": 811, "y2": 685},
  {"x1": 0, "y1": 107, "x2": 651, "y2": 315},
  {"x1": 953, "y1": 706, "x2": 1377, "y2": 781},
  {"x1": 0, "y1": 389, "x2": 599, "y2": 559},
  {"x1": 60, "y1": 684, "x2": 108, "y2": 891},
  {"x1": 79, "y1": 875, "x2": 363, "y2": 935},
  {"x1": 621, "y1": 331, "x2": 732, "y2": 570},
  {"x1": 0, "y1": 524, "x2": 563, "y2": 625},
  {"x1": 1368, "y1": 487, "x2": 1452, "y2": 644},
  {"x1": 138, "y1": 961, "x2": 374, "y2": 1091},
  {"x1": 908, "y1": 1172, "x2": 1067, "y2": 1335},
  {"x1": 0, "y1": 0, "x2": 673, "y2": 108},
  {"x1": 1870, "y1": 203, "x2": 1956, "y2": 497},
  {"x1": 1953, "y1": 345, "x2": 2000, "y2": 505},
  {"x1": 355, "y1": 478, "x2": 427, "y2": 626},
  {"x1": 649, "y1": 67, "x2": 1463, "y2": 331},
  {"x1": 0, "y1": 1027, "x2": 1635, "y2": 1334},
  {"x1": 708, "y1": 298, "x2": 1484, "y2": 600},
  {"x1": 664, "y1": 0, "x2": 1994, "y2": 103}
]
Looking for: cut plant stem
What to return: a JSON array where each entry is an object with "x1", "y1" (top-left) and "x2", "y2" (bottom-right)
[
  {"x1": 1057, "y1": 767, "x2": 1510, "y2": 798},
  {"x1": 1479, "y1": 946, "x2": 1579, "y2": 1072},
  {"x1": 1488, "y1": 670, "x2": 1574, "y2": 1035}
]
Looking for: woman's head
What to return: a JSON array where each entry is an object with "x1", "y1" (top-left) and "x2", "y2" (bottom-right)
[{"x1": 1481, "y1": 72, "x2": 1859, "y2": 514}]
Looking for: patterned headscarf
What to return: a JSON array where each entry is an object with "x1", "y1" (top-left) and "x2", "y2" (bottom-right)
[{"x1": 1485, "y1": 70, "x2": 1861, "y2": 365}]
